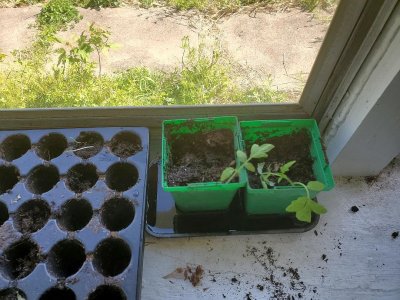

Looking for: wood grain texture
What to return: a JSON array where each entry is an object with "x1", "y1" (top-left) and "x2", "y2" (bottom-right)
[
  {"x1": 142, "y1": 157, "x2": 400, "y2": 300},
  {"x1": 0, "y1": 104, "x2": 307, "y2": 130}
]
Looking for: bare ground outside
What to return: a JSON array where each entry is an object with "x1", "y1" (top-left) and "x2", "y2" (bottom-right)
[{"x1": 0, "y1": 1, "x2": 335, "y2": 106}]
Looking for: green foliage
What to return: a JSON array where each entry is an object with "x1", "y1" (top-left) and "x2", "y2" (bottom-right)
[
  {"x1": 167, "y1": 0, "x2": 206, "y2": 10},
  {"x1": 78, "y1": 0, "x2": 121, "y2": 8},
  {"x1": 37, "y1": 0, "x2": 82, "y2": 32},
  {"x1": 256, "y1": 158, "x2": 327, "y2": 222},
  {"x1": 221, "y1": 143, "x2": 328, "y2": 222},
  {"x1": 0, "y1": 30, "x2": 288, "y2": 109},
  {"x1": 286, "y1": 179, "x2": 326, "y2": 223},
  {"x1": 0, "y1": 0, "x2": 42, "y2": 7},
  {"x1": 286, "y1": 194, "x2": 326, "y2": 223},
  {"x1": 164, "y1": 0, "x2": 336, "y2": 13},
  {"x1": 257, "y1": 159, "x2": 295, "y2": 188},
  {"x1": 298, "y1": 0, "x2": 319, "y2": 11},
  {"x1": 139, "y1": 0, "x2": 154, "y2": 7},
  {"x1": 55, "y1": 23, "x2": 114, "y2": 76},
  {"x1": 220, "y1": 144, "x2": 274, "y2": 183}
]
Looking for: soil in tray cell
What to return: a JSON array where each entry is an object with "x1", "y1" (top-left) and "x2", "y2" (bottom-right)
[
  {"x1": 1, "y1": 238, "x2": 41, "y2": 280},
  {"x1": 167, "y1": 129, "x2": 235, "y2": 186},
  {"x1": 13, "y1": 199, "x2": 51, "y2": 234},
  {"x1": 73, "y1": 131, "x2": 104, "y2": 159},
  {"x1": 109, "y1": 131, "x2": 142, "y2": 158},
  {"x1": 247, "y1": 129, "x2": 315, "y2": 189}
]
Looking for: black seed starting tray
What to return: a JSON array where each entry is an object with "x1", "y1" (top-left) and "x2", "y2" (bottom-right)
[
  {"x1": 0, "y1": 127, "x2": 148, "y2": 300},
  {"x1": 146, "y1": 163, "x2": 319, "y2": 237}
]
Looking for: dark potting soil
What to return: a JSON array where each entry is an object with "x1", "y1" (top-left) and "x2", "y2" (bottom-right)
[
  {"x1": 350, "y1": 206, "x2": 359, "y2": 213},
  {"x1": 14, "y1": 200, "x2": 51, "y2": 234},
  {"x1": 246, "y1": 129, "x2": 315, "y2": 189},
  {"x1": 167, "y1": 129, "x2": 235, "y2": 186}
]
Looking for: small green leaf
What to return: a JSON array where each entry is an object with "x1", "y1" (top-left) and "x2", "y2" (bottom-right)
[
  {"x1": 259, "y1": 143, "x2": 274, "y2": 152},
  {"x1": 286, "y1": 196, "x2": 308, "y2": 212},
  {"x1": 279, "y1": 160, "x2": 296, "y2": 174},
  {"x1": 245, "y1": 162, "x2": 255, "y2": 172},
  {"x1": 307, "y1": 181, "x2": 325, "y2": 192},
  {"x1": 220, "y1": 167, "x2": 235, "y2": 182},
  {"x1": 250, "y1": 143, "x2": 274, "y2": 158},
  {"x1": 309, "y1": 199, "x2": 327, "y2": 214},
  {"x1": 296, "y1": 206, "x2": 312, "y2": 223},
  {"x1": 257, "y1": 162, "x2": 265, "y2": 174},
  {"x1": 278, "y1": 174, "x2": 289, "y2": 184},
  {"x1": 236, "y1": 150, "x2": 247, "y2": 163},
  {"x1": 250, "y1": 144, "x2": 261, "y2": 157}
]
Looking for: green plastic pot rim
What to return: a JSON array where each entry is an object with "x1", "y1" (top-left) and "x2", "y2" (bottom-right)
[
  {"x1": 161, "y1": 116, "x2": 247, "y2": 193},
  {"x1": 239, "y1": 118, "x2": 335, "y2": 192},
  {"x1": 246, "y1": 182, "x2": 333, "y2": 192},
  {"x1": 246, "y1": 184, "x2": 306, "y2": 191}
]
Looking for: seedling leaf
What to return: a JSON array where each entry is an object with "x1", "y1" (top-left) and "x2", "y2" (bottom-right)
[
  {"x1": 257, "y1": 162, "x2": 265, "y2": 174},
  {"x1": 296, "y1": 206, "x2": 312, "y2": 223},
  {"x1": 250, "y1": 143, "x2": 274, "y2": 158},
  {"x1": 278, "y1": 174, "x2": 289, "y2": 184},
  {"x1": 220, "y1": 167, "x2": 235, "y2": 182},
  {"x1": 236, "y1": 150, "x2": 247, "y2": 163},
  {"x1": 286, "y1": 196, "x2": 307, "y2": 212},
  {"x1": 279, "y1": 160, "x2": 296, "y2": 174},
  {"x1": 307, "y1": 181, "x2": 325, "y2": 192},
  {"x1": 245, "y1": 162, "x2": 255, "y2": 172},
  {"x1": 309, "y1": 199, "x2": 327, "y2": 214}
]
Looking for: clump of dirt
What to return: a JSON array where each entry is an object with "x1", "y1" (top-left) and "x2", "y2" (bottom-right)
[
  {"x1": 163, "y1": 265, "x2": 204, "y2": 287},
  {"x1": 166, "y1": 129, "x2": 236, "y2": 186},
  {"x1": 246, "y1": 129, "x2": 316, "y2": 189},
  {"x1": 364, "y1": 176, "x2": 378, "y2": 185},
  {"x1": 288, "y1": 267, "x2": 300, "y2": 280},
  {"x1": 392, "y1": 231, "x2": 398, "y2": 239},
  {"x1": 350, "y1": 206, "x2": 359, "y2": 213},
  {"x1": 186, "y1": 265, "x2": 204, "y2": 286}
]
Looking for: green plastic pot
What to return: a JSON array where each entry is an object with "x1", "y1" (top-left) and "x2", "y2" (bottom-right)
[
  {"x1": 162, "y1": 116, "x2": 246, "y2": 212},
  {"x1": 240, "y1": 119, "x2": 334, "y2": 215}
]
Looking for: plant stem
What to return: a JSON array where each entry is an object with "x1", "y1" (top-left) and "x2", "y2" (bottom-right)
[
  {"x1": 225, "y1": 157, "x2": 252, "y2": 184},
  {"x1": 293, "y1": 182, "x2": 310, "y2": 199}
]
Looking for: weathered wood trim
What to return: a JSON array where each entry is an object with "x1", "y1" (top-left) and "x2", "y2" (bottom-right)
[
  {"x1": 0, "y1": 103, "x2": 307, "y2": 130},
  {"x1": 300, "y1": 0, "x2": 397, "y2": 126},
  {"x1": 300, "y1": 0, "x2": 368, "y2": 114}
]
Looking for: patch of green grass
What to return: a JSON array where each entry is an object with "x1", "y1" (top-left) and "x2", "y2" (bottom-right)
[
  {"x1": 76, "y1": 0, "x2": 121, "y2": 8},
  {"x1": 138, "y1": 0, "x2": 154, "y2": 8},
  {"x1": 1, "y1": 0, "x2": 288, "y2": 108},
  {"x1": 1, "y1": 0, "x2": 122, "y2": 8},
  {"x1": 37, "y1": 0, "x2": 82, "y2": 32},
  {"x1": 0, "y1": 0, "x2": 41, "y2": 7},
  {"x1": 160, "y1": 0, "x2": 336, "y2": 13},
  {"x1": 0, "y1": 28, "x2": 287, "y2": 108}
]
